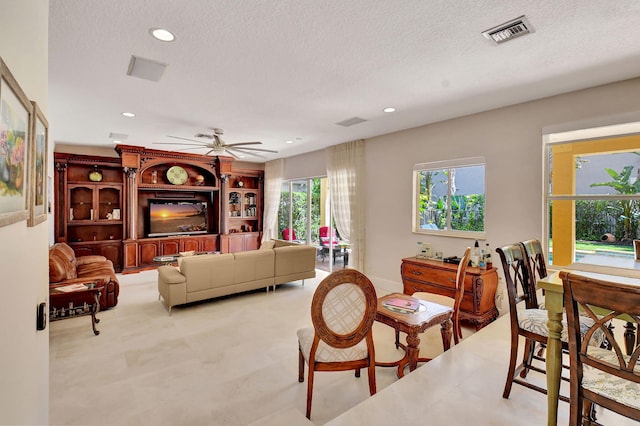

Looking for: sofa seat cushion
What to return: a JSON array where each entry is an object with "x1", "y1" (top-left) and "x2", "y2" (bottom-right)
[{"x1": 77, "y1": 260, "x2": 115, "y2": 278}]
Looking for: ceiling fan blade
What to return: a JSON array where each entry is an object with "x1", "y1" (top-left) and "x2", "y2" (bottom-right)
[
  {"x1": 223, "y1": 149, "x2": 239, "y2": 159},
  {"x1": 167, "y1": 135, "x2": 211, "y2": 145},
  {"x1": 232, "y1": 146, "x2": 279, "y2": 154},
  {"x1": 154, "y1": 142, "x2": 212, "y2": 147},
  {"x1": 226, "y1": 148, "x2": 265, "y2": 158},
  {"x1": 174, "y1": 146, "x2": 210, "y2": 151},
  {"x1": 225, "y1": 142, "x2": 262, "y2": 147}
]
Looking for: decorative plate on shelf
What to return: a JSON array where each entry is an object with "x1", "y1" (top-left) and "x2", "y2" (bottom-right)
[{"x1": 166, "y1": 166, "x2": 188, "y2": 185}]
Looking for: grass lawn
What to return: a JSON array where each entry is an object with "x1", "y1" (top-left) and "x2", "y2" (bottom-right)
[{"x1": 550, "y1": 239, "x2": 635, "y2": 256}]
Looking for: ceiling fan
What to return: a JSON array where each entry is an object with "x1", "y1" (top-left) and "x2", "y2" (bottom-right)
[{"x1": 155, "y1": 128, "x2": 278, "y2": 159}]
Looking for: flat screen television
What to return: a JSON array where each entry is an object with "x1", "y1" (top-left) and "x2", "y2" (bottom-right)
[{"x1": 148, "y1": 199, "x2": 208, "y2": 237}]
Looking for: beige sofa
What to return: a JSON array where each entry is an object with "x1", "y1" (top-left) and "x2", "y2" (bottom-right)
[{"x1": 157, "y1": 239, "x2": 316, "y2": 314}]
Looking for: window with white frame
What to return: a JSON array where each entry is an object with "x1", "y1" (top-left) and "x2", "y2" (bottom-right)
[
  {"x1": 544, "y1": 135, "x2": 640, "y2": 271},
  {"x1": 413, "y1": 157, "x2": 486, "y2": 238}
]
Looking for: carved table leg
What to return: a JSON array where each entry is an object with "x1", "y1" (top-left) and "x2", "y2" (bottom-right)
[
  {"x1": 546, "y1": 310, "x2": 563, "y2": 426},
  {"x1": 91, "y1": 290, "x2": 101, "y2": 336},
  {"x1": 440, "y1": 319, "x2": 452, "y2": 352},
  {"x1": 405, "y1": 332, "x2": 421, "y2": 373}
]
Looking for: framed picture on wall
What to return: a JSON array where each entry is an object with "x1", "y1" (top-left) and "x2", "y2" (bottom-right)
[
  {"x1": 28, "y1": 101, "x2": 48, "y2": 227},
  {"x1": 0, "y1": 57, "x2": 31, "y2": 228}
]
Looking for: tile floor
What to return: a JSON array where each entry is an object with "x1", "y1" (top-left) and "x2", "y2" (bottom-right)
[{"x1": 50, "y1": 270, "x2": 635, "y2": 425}]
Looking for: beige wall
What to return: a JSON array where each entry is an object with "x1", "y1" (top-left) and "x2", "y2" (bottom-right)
[
  {"x1": 282, "y1": 149, "x2": 326, "y2": 180},
  {"x1": 285, "y1": 78, "x2": 640, "y2": 310},
  {"x1": 0, "y1": 0, "x2": 50, "y2": 424},
  {"x1": 364, "y1": 78, "x2": 640, "y2": 299}
]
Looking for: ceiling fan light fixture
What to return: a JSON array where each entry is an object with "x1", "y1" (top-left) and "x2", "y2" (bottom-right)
[
  {"x1": 159, "y1": 128, "x2": 278, "y2": 158},
  {"x1": 149, "y1": 28, "x2": 176, "y2": 42}
]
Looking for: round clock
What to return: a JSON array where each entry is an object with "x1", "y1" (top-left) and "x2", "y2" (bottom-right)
[
  {"x1": 166, "y1": 166, "x2": 188, "y2": 185},
  {"x1": 89, "y1": 169, "x2": 103, "y2": 182}
]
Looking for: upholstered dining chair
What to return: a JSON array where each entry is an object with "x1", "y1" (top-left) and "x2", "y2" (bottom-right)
[
  {"x1": 496, "y1": 243, "x2": 604, "y2": 402},
  {"x1": 398, "y1": 247, "x2": 471, "y2": 349},
  {"x1": 297, "y1": 269, "x2": 378, "y2": 419},
  {"x1": 561, "y1": 271, "x2": 640, "y2": 425}
]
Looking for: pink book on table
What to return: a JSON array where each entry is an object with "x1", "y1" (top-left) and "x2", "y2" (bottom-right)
[{"x1": 383, "y1": 297, "x2": 420, "y2": 311}]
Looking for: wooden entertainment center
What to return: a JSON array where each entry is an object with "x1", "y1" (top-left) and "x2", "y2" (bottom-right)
[{"x1": 53, "y1": 145, "x2": 264, "y2": 273}]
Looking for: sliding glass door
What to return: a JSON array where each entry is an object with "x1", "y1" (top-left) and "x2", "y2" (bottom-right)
[{"x1": 279, "y1": 177, "x2": 346, "y2": 271}]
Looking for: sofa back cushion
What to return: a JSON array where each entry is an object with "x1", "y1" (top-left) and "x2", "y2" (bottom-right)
[
  {"x1": 180, "y1": 254, "x2": 235, "y2": 292},
  {"x1": 50, "y1": 242, "x2": 78, "y2": 266},
  {"x1": 49, "y1": 243, "x2": 78, "y2": 282},
  {"x1": 233, "y1": 250, "x2": 275, "y2": 282},
  {"x1": 273, "y1": 239, "x2": 300, "y2": 248},
  {"x1": 274, "y1": 245, "x2": 317, "y2": 276},
  {"x1": 260, "y1": 240, "x2": 275, "y2": 250}
]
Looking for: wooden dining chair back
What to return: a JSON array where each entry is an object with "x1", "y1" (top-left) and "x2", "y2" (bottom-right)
[
  {"x1": 451, "y1": 247, "x2": 472, "y2": 344},
  {"x1": 297, "y1": 269, "x2": 378, "y2": 419},
  {"x1": 496, "y1": 242, "x2": 569, "y2": 400},
  {"x1": 521, "y1": 238, "x2": 546, "y2": 307},
  {"x1": 561, "y1": 271, "x2": 640, "y2": 425}
]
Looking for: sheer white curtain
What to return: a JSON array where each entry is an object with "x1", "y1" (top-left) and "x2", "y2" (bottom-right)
[
  {"x1": 261, "y1": 158, "x2": 284, "y2": 242},
  {"x1": 326, "y1": 140, "x2": 365, "y2": 271}
]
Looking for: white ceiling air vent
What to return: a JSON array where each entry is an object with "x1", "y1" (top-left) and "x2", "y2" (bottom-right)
[
  {"x1": 108, "y1": 132, "x2": 128, "y2": 140},
  {"x1": 336, "y1": 116, "x2": 367, "y2": 127},
  {"x1": 127, "y1": 55, "x2": 167, "y2": 81},
  {"x1": 482, "y1": 15, "x2": 533, "y2": 44}
]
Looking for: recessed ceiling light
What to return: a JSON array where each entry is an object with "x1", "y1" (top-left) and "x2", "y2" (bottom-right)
[
  {"x1": 285, "y1": 140, "x2": 293, "y2": 144},
  {"x1": 122, "y1": 112, "x2": 136, "y2": 118},
  {"x1": 112, "y1": 140, "x2": 121, "y2": 144},
  {"x1": 383, "y1": 107, "x2": 396, "y2": 113},
  {"x1": 149, "y1": 28, "x2": 176, "y2": 42}
]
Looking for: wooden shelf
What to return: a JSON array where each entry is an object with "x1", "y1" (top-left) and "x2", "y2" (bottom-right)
[
  {"x1": 54, "y1": 153, "x2": 125, "y2": 271},
  {"x1": 56, "y1": 147, "x2": 265, "y2": 273},
  {"x1": 138, "y1": 183, "x2": 219, "y2": 191}
]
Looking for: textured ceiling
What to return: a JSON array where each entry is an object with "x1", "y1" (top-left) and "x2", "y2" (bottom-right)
[{"x1": 48, "y1": 1, "x2": 640, "y2": 161}]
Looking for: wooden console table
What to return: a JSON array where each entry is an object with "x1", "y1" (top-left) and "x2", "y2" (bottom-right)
[{"x1": 400, "y1": 257, "x2": 499, "y2": 330}]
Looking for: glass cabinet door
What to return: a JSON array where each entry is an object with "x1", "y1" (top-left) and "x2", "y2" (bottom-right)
[
  {"x1": 98, "y1": 187, "x2": 121, "y2": 221},
  {"x1": 69, "y1": 186, "x2": 93, "y2": 221},
  {"x1": 229, "y1": 191, "x2": 240, "y2": 217},
  {"x1": 244, "y1": 192, "x2": 257, "y2": 217}
]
